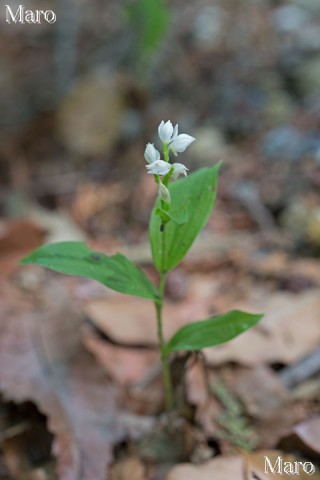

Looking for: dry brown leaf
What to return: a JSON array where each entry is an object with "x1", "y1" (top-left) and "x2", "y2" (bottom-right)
[
  {"x1": 257, "y1": 403, "x2": 308, "y2": 450},
  {"x1": 166, "y1": 455, "x2": 244, "y2": 480},
  {"x1": 0, "y1": 280, "x2": 121, "y2": 480},
  {"x1": 278, "y1": 417, "x2": 320, "y2": 457},
  {"x1": 0, "y1": 219, "x2": 45, "y2": 278},
  {"x1": 185, "y1": 362, "x2": 208, "y2": 408},
  {"x1": 85, "y1": 288, "x2": 320, "y2": 368},
  {"x1": 245, "y1": 450, "x2": 320, "y2": 479},
  {"x1": 166, "y1": 450, "x2": 320, "y2": 480},
  {"x1": 232, "y1": 366, "x2": 290, "y2": 419},
  {"x1": 82, "y1": 328, "x2": 158, "y2": 385},
  {"x1": 184, "y1": 362, "x2": 220, "y2": 437},
  {"x1": 84, "y1": 294, "x2": 208, "y2": 346},
  {"x1": 109, "y1": 457, "x2": 147, "y2": 480}
]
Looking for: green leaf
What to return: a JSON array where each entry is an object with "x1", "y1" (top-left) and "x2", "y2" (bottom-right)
[
  {"x1": 164, "y1": 310, "x2": 263, "y2": 354},
  {"x1": 168, "y1": 205, "x2": 188, "y2": 225},
  {"x1": 20, "y1": 242, "x2": 159, "y2": 301},
  {"x1": 150, "y1": 164, "x2": 220, "y2": 273}
]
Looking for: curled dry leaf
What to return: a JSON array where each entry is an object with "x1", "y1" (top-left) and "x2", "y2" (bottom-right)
[
  {"x1": 0, "y1": 219, "x2": 45, "y2": 278},
  {"x1": 0, "y1": 280, "x2": 121, "y2": 480}
]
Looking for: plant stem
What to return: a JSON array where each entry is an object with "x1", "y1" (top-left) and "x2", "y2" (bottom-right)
[
  {"x1": 155, "y1": 226, "x2": 174, "y2": 412},
  {"x1": 156, "y1": 272, "x2": 174, "y2": 411}
]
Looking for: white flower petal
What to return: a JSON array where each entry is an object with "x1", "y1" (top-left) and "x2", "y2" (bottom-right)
[
  {"x1": 158, "y1": 181, "x2": 171, "y2": 205},
  {"x1": 146, "y1": 160, "x2": 172, "y2": 176},
  {"x1": 172, "y1": 124, "x2": 179, "y2": 139},
  {"x1": 144, "y1": 143, "x2": 160, "y2": 164},
  {"x1": 172, "y1": 162, "x2": 189, "y2": 180},
  {"x1": 170, "y1": 134, "x2": 195, "y2": 154},
  {"x1": 158, "y1": 120, "x2": 174, "y2": 144}
]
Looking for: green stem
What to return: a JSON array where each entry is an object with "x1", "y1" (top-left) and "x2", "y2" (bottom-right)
[
  {"x1": 163, "y1": 143, "x2": 170, "y2": 163},
  {"x1": 156, "y1": 274, "x2": 173, "y2": 411},
  {"x1": 154, "y1": 225, "x2": 174, "y2": 412}
]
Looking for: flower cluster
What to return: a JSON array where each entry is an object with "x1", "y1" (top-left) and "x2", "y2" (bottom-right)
[{"x1": 145, "y1": 121, "x2": 195, "y2": 206}]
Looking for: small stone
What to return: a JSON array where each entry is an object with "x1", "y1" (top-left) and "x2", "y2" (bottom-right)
[
  {"x1": 262, "y1": 126, "x2": 305, "y2": 162},
  {"x1": 191, "y1": 126, "x2": 227, "y2": 166},
  {"x1": 192, "y1": 6, "x2": 227, "y2": 49},
  {"x1": 279, "y1": 198, "x2": 320, "y2": 246},
  {"x1": 263, "y1": 90, "x2": 295, "y2": 126},
  {"x1": 273, "y1": 5, "x2": 310, "y2": 33}
]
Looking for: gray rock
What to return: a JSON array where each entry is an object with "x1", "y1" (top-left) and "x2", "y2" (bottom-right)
[
  {"x1": 273, "y1": 5, "x2": 310, "y2": 33},
  {"x1": 192, "y1": 6, "x2": 227, "y2": 49},
  {"x1": 262, "y1": 126, "x2": 305, "y2": 162},
  {"x1": 190, "y1": 126, "x2": 228, "y2": 166}
]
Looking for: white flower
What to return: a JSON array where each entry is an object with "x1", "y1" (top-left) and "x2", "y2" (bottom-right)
[
  {"x1": 158, "y1": 120, "x2": 175, "y2": 144},
  {"x1": 158, "y1": 181, "x2": 171, "y2": 205},
  {"x1": 172, "y1": 162, "x2": 189, "y2": 180},
  {"x1": 170, "y1": 133, "x2": 195, "y2": 155},
  {"x1": 144, "y1": 143, "x2": 161, "y2": 164},
  {"x1": 146, "y1": 160, "x2": 172, "y2": 176},
  {"x1": 158, "y1": 120, "x2": 196, "y2": 155}
]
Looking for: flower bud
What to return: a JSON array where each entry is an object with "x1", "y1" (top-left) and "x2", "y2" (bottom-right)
[
  {"x1": 158, "y1": 120, "x2": 174, "y2": 144},
  {"x1": 158, "y1": 181, "x2": 171, "y2": 205}
]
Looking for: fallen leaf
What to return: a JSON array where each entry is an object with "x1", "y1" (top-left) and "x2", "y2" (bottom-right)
[
  {"x1": 82, "y1": 327, "x2": 158, "y2": 385},
  {"x1": 245, "y1": 450, "x2": 320, "y2": 479},
  {"x1": 166, "y1": 450, "x2": 320, "y2": 480},
  {"x1": 84, "y1": 294, "x2": 208, "y2": 346},
  {"x1": 232, "y1": 366, "x2": 290, "y2": 419},
  {"x1": 0, "y1": 219, "x2": 45, "y2": 278},
  {"x1": 0, "y1": 280, "x2": 121, "y2": 480},
  {"x1": 85, "y1": 288, "x2": 320, "y2": 368},
  {"x1": 110, "y1": 457, "x2": 147, "y2": 480},
  {"x1": 166, "y1": 455, "x2": 244, "y2": 480},
  {"x1": 278, "y1": 417, "x2": 320, "y2": 457},
  {"x1": 2, "y1": 422, "x2": 52, "y2": 479}
]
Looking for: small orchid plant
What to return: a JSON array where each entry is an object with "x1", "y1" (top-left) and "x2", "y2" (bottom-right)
[{"x1": 21, "y1": 121, "x2": 262, "y2": 412}]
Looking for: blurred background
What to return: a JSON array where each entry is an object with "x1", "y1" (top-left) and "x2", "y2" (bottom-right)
[
  {"x1": 0, "y1": 1, "x2": 320, "y2": 479},
  {"x1": 0, "y1": 0, "x2": 320, "y2": 250}
]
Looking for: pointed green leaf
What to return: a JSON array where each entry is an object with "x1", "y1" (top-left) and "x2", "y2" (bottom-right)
[
  {"x1": 150, "y1": 164, "x2": 220, "y2": 273},
  {"x1": 20, "y1": 242, "x2": 159, "y2": 301},
  {"x1": 164, "y1": 310, "x2": 263, "y2": 354}
]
